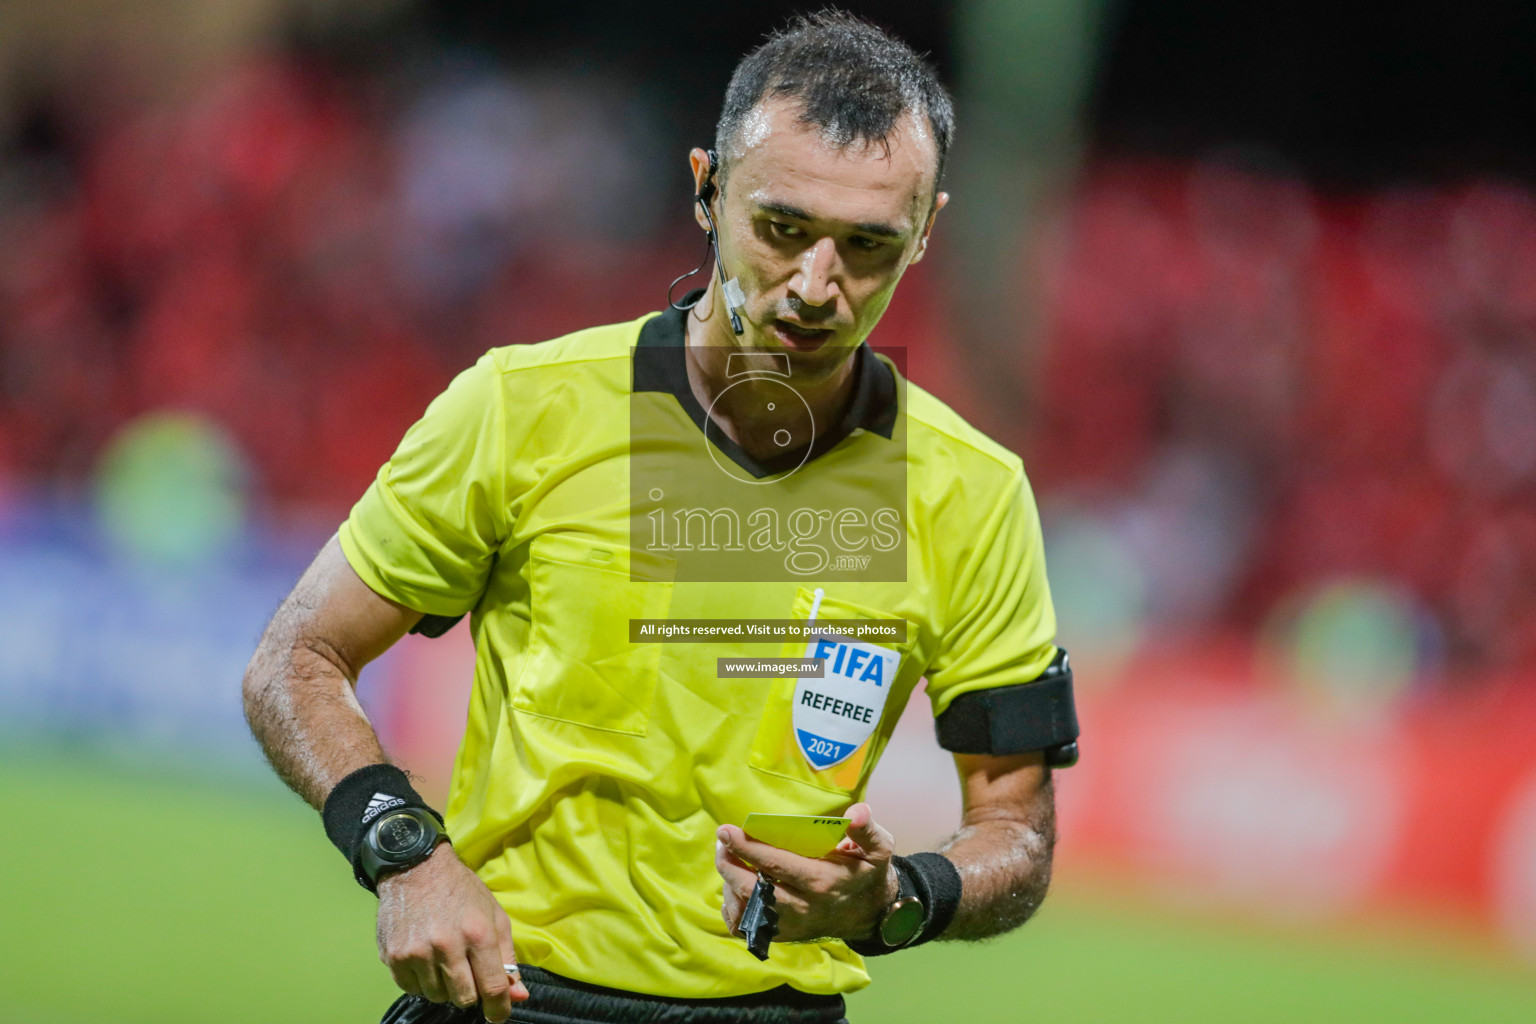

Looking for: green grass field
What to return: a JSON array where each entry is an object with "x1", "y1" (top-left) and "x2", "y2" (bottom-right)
[{"x1": 4, "y1": 750, "x2": 1534, "y2": 1024}]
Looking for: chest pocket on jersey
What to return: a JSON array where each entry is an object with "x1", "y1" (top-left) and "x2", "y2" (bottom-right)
[
  {"x1": 512, "y1": 534, "x2": 675, "y2": 736},
  {"x1": 748, "y1": 587, "x2": 919, "y2": 796}
]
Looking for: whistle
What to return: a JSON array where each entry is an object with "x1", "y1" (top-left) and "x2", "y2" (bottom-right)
[{"x1": 739, "y1": 872, "x2": 779, "y2": 961}]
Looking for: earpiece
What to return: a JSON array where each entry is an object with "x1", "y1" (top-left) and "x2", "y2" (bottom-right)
[
  {"x1": 698, "y1": 148, "x2": 719, "y2": 206},
  {"x1": 668, "y1": 148, "x2": 745, "y2": 335}
]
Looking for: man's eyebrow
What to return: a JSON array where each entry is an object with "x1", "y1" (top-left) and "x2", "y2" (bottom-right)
[
  {"x1": 757, "y1": 200, "x2": 813, "y2": 222},
  {"x1": 851, "y1": 220, "x2": 906, "y2": 240},
  {"x1": 755, "y1": 200, "x2": 907, "y2": 240}
]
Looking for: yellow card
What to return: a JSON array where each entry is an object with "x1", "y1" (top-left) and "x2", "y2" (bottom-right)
[{"x1": 742, "y1": 813, "x2": 850, "y2": 858}]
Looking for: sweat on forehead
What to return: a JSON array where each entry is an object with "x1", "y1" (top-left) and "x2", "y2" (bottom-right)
[
  {"x1": 714, "y1": 104, "x2": 941, "y2": 220},
  {"x1": 723, "y1": 98, "x2": 931, "y2": 166}
]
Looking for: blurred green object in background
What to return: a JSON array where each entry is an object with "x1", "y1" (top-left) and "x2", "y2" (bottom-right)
[
  {"x1": 94, "y1": 412, "x2": 249, "y2": 569},
  {"x1": 4, "y1": 751, "x2": 1534, "y2": 1024},
  {"x1": 1276, "y1": 579, "x2": 1425, "y2": 711}
]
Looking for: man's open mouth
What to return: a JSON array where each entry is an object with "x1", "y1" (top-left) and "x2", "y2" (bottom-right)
[{"x1": 771, "y1": 319, "x2": 835, "y2": 350}]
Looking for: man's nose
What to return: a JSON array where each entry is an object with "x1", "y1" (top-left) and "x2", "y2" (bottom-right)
[{"x1": 788, "y1": 237, "x2": 840, "y2": 311}]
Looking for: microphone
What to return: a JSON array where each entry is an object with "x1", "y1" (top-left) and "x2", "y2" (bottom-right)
[{"x1": 719, "y1": 274, "x2": 745, "y2": 336}]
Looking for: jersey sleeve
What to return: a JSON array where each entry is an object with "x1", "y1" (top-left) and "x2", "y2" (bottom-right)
[
  {"x1": 924, "y1": 466, "x2": 1059, "y2": 716},
  {"x1": 338, "y1": 351, "x2": 507, "y2": 617}
]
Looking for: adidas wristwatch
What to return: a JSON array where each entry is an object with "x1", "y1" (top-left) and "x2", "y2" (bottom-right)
[{"x1": 359, "y1": 805, "x2": 447, "y2": 887}]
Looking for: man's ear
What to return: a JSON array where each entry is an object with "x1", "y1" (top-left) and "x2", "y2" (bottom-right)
[
  {"x1": 909, "y1": 191, "x2": 949, "y2": 265},
  {"x1": 689, "y1": 147, "x2": 714, "y2": 233}
]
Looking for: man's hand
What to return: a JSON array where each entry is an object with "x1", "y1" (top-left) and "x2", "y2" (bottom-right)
[
  {"x1": 376, "y1": 842, "x2": 531, "y2": 1023},
  {"x1": 715, "y1": 803, "x2": 899, "y2": 945}
]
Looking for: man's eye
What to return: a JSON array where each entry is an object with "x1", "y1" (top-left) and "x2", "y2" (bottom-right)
[
  {"x1": 849, "y1": 236, "x2": 883, "y2": 251},
  {"x1": 771, "y1": 221, "x2": 804, "y2": 239}
]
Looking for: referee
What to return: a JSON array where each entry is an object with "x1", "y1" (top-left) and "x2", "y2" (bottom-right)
[{"x1": 243, "y1": 12, "x2": 1077, "y2": 1024}]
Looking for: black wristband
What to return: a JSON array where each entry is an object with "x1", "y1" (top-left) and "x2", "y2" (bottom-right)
[
  {"x1": 321, "y1": 763, "x2": 444, "y2": 892},
  {"x1": 904, "y1": 852, "x2": 962, "y2": 944},
  {"x1": 846, "y1": 852, "x2": 963, "y2": 956}
]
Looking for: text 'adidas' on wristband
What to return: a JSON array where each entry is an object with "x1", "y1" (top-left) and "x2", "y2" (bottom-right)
[{"x1": 321, "y1": 763, "x2": 443, "y2": 892}]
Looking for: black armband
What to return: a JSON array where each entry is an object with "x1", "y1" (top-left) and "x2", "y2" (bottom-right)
[
  {"x1": 321, "y1": 763, "x2": 445, "y2": 893},
  {"x1": 935, "y1": 648, "x2": 1080, "y2": 767},
  {"x1": 409, "y1": 613, "x2": 464, "y2": 638},
  {"x1": 846, "y1": 852, "x2": 963, "y2": 957}
]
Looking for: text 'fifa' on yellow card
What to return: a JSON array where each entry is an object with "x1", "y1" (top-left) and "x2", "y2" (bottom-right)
[{"x1": 742, "y1": 813, "x2": 851, "y2": 858}]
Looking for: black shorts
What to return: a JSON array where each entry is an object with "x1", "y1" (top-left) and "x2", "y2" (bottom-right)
[{"x1": 379, "y1": 965, "x2": 850, "y2": 1024}]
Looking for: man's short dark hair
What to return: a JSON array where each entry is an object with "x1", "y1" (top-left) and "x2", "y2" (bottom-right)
[{"x1": 714, "y1": 9, "x2": 955, "y2": 197}]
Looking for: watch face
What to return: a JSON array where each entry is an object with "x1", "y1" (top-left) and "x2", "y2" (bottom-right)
[
  {"x1": 376, "y1": 812, "x2": 428, "y2": 857},
  {"x1": 880, "y1": 897, "x2": 925, "y2": 947}
]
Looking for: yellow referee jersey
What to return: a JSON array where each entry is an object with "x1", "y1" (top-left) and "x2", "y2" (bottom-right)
[{"x1": 338, "y1": 304, "x2": 1058, "y2": 998}]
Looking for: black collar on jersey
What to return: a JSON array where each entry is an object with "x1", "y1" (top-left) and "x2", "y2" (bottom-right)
[{"x1": 633, "y1": 293, "x2": 898, "y2": 480}]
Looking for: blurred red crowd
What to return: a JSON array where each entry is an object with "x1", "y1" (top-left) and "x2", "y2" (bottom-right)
[
  {"x1": 2, "y1": 54, "x2": 1534, "y2": 671},
  {"x1": 1031, "y1": 157, "x2": 1536, "y2": 670},
  {"x1": 0, "y1": 56, "x2": 667, "y2": 514}
]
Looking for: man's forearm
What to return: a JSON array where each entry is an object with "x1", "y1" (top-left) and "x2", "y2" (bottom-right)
[
  {"x1": 242, "y1": 566, "x2": 395, "y2": 810},
  {"x1": 933, "y1": 776, "x2": 1056, "y2": 940}
]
